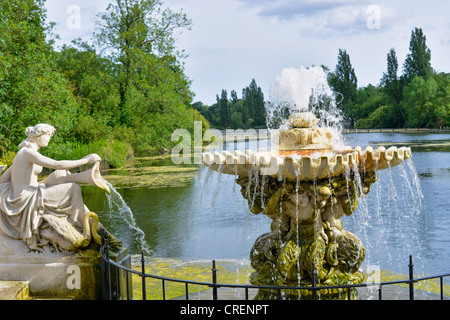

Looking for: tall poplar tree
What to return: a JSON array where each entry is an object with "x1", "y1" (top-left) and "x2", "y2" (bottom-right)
[
  {"x1": 328, "y1": 49, "x2": 358, "y2": 127},
  {"x1": 242, "y1": 79, "x2": 265, "y2": 127},
  {"x1": 381, "y1": 48, "x2": 401, "y2": 104},
  {"x1": 380, "y1": 48, "x2": 405, "y2": 126},
  {"x1": 403, "y1": 27, "x2": 433, "y2": 82},
  {"x1": 218, "y1": 89, "x2": 229, "y2": 128}
]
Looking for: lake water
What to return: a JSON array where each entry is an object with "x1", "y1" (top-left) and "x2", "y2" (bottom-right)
[{"x1": 82, "y1": 132, "x2": 450, "y2": 276}]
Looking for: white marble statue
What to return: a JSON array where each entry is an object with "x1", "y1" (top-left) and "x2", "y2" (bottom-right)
[{"x1": 0, "y1": 124, "x2": 108, "y2": 253}]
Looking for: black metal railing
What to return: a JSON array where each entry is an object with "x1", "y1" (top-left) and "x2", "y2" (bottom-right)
[{"x1": 100, "y1": 229, "x2": 450, "y2": 300}]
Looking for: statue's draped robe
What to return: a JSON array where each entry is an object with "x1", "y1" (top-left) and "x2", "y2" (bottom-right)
[{"x1": 0, "y1": 178, "x2": 88, "y2": 247}]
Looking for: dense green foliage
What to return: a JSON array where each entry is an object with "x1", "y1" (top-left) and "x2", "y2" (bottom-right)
[
  {"x1": 0, "y1": 0, "x2": 79, "y2": 158},
  {"x1": 0, "y1": 0, "x2": 208, "y2": 167}
]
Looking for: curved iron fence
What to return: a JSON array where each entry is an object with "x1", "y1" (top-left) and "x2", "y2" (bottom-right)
[{"x1": 100, "y1": 229, "x2": 450, "y2": 300}]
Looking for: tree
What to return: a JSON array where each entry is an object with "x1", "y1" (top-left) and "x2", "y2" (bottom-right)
[
  {"x1": 402, "y1": 74, "x2": 450, "y2": 128},
  {"x1": 328, "y1": 49, "x2": 358, "y2": 127},
  {"x1": 0, "y1": 0, "x2": 79, "y2": 155},
  {"x1": 242, "y1": 79, "x2": 265, "y2": 127},
  {"x1": 431, "y1": 72, "x2": 450, "y2": 127},
  {"x1": 94, "y1": 0, "x2": 198, "y2": 152},
  {"x1": 56, "y1": 40, "x2": 121, "y2": 141},
  {"x1": 192, "y1": 101, "x2": 214, "y2": 124},
  {"x1": 381, "y1": 48, "x2": 401, "y2": 104},
  {"x1": 217, "y1": 89, "x2": 229, "y2": 128},
  {"x1": 230, "y1": 112, "x2": 243, "y2": 129},
  {"x1": 94, "y1": 0, "x2": 192, "y2": 113},
  {"x1": 353, "y1": 85, "x2": 382, "y2": 121},
  {"x1": 380, "y1": 48, "x2": 405, "y2": 126},
  {"x1": 355, "y1": 105, "x2": 392, "y2": 129},
  {"x1": 402, "y1": 76, "x2": 438, "y2": 128},
  {"x1": 403, "y1": 27, "x2": 433, "y2": 82}
]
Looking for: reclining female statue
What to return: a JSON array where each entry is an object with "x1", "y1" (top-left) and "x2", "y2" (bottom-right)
[{"x1": 0, "y1": 124, "x2": 110, "y2": 252}]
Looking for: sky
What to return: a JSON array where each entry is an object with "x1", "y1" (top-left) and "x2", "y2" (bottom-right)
[{"x1": 45, "y1": 0, "x2": 450, "y2": 105}]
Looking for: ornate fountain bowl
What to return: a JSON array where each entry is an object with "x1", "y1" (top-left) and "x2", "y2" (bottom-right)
[{"x1": 202, "y1": 145, "x2": 412, "y2": 181}]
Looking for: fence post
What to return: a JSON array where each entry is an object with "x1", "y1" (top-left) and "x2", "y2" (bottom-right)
[
  {"x1": 408, "y1": 255, "x2": 414, "y2": 300},
  {"x1": 105, "y1": 237, "x2": 112, "y2": 300},
  {"x1": 311, "y1": 262, "x2": 317, "y2": 300},
  {"x1": 212, "y1": 260, "x2": 218, "y2": 300},
  {"x1": 101, "y1": 228, "x2": 111, "y2": 300},
  {"x1": 141, "y1": 251, "x2": 147, "y2": 300}
]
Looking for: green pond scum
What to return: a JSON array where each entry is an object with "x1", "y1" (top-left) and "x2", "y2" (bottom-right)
[
  {"x1": 128, "y1": 259, "x2": 450, "y2": 300},
  {"x1": 102, "y1": 155, "x2": 200, "y2": 189},
  {"x1": 130, "y1": 258, "x2": 253, "y2": 300}
]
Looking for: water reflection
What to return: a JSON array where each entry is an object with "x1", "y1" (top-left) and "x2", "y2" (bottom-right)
[{"x1": 82, "y1": 132, "x2": 450, "y2": 276}]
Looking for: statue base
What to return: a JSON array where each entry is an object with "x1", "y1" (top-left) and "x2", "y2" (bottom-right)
[{"x1": 0, "y1": 230, "x2": 131, "y2": 300}]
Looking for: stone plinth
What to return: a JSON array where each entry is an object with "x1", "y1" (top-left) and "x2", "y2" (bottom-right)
[{"x1": 0, "y1": 229, "x2": 131, "y2": 300}]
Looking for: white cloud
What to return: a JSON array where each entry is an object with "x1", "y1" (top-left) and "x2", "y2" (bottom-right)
[
  {"x1": 236, "y1": 0, "x2": 404, "y2": 39},
  {"x1": 239, "y1": 0, "x2": 368, "y2": 19}
]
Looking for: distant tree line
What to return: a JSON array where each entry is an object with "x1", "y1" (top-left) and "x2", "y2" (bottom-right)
[
  {"x1": 194, "y1": 27, "x2": 448, "y2": 131},
  {"x1": 192, "y1": 79, "x2": 266, "y2": 129},
  {"x1": 327, "y1": 27, "x2": 450, "y2": 129}
]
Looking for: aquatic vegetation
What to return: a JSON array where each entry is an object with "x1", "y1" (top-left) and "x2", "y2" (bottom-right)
[
  {"x1": 128, "y1": 259, "x2": 450, "y2": 300},
  {"x1": 363, "y1": 269, "x2": 450, "y2": 298},
  {"x1": 130, "y1": 258, "x2": 253, "y2": 300},
  {"x1": 201, "y1": 68, "x2": 418, "y2": 300},
  {"x1": 102, "y1": 156, "x2": 199, "y2": 189}
]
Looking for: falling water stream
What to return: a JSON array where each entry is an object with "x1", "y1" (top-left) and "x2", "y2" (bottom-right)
[{"x1": 104, "y1": 182, "x2": 153, "y2": 255}]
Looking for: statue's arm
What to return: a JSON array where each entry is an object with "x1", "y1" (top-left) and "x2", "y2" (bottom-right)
[{"x1": 25, "y1": 149, "x2": 100, "y2": 170}]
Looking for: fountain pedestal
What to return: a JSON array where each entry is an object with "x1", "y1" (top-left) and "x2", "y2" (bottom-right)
[{"x1": 239, "y1": 171, "x2": 376, "y2": 299}]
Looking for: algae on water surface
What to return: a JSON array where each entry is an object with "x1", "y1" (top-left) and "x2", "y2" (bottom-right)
[{"x1": 102, "y1": 155, "x2": 199, "y2": 189}]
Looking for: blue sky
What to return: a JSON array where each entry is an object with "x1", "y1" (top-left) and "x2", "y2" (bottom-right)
[{"x1": 45, "y1": 0, "x2": 450, "y2": 105}]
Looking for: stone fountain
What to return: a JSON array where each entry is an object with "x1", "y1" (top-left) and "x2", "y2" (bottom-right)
[{"x1": 202, "y1": 111, "x2": 412, "y2": 300}]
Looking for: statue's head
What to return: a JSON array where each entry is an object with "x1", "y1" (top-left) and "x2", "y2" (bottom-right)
[{"x1": 19, "y1": 124, "x2": 56, "y2": 149}]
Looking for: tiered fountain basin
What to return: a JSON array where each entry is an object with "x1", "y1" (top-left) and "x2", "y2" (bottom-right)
[
  {"x1": 201, "y1": 112, "x2": 413, "y2": 300},
  {"x1": 202, "y1": 145, "x2": 411, "y2": 182}
]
